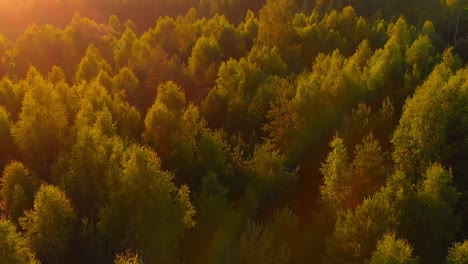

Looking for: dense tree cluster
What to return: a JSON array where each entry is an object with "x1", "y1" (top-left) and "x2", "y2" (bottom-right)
[{"x1": 0, "y1": 0, "x2": 467, "y2": 263}]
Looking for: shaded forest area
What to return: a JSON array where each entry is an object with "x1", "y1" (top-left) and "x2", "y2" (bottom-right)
[{"x1": 0, "y1": 0, "x2": 468, "y2": 263}]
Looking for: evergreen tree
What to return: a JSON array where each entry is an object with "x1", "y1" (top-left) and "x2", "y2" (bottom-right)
[
  {"x1": 0, "y1": 219, "x2": 38, "y2": 264},
  {"x1": 370, "y1": 233, "x2": 419, "y2": 264},
  {"x1": 0, "y1": 161, "x2": 39, "y2": 222},
  {"x1": 447, "y1": 241, "x2": 468, "y2": 264},
  {"x1": 20, "y1": 184, "x2": 77, "y2": 264}
]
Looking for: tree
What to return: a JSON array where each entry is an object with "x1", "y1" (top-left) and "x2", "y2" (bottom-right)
[
  {"x1": 350, "y1": 133, "x2": 388, "y2": 204},
  {"x1": 57, "y1": 117, "x2": 124, "y2": 221},
  {"x1": 195, "y1": 172, "x2": 229, "y2": 224},
  {"x1": 20, "y1": 184, "x2": 77, "y2": 264},
  {"x1": 0, "y1": 219, "x2": 38, "y2": 264},
  {"x1": 248, "y1": 76, "x2": 290, "y2": 137},
  {"x1": 248, "y1": 46, "x2": 287, "y2": 76},
  {"x1": 62, "y1": 13, "x2": 110, "y2": 77},
  {"x1": 112, "y1": 67, "x2": 140, "y2": 109},
  {"x1": 99, "y1": 144, "x2": 196, "y2": 263},
  {"x1": 236, "y1": 208, "x2": 299, "y2": 264},
  {"x1": 238, "y1": 10, "x2": 259, "y2": 50},
  {"x1": 143, "y1": 82, "x2": 203, "y2": 175},
  {"x1": 9, "y1": 23, "x2": 64, "y2": 77},
  {"x1": 108, "y1": 14, "x2": 123, "y2": 37},
  {"x1": 76, "y1": 44, "x2": 112, "y2": 82},
  {"x1": 392, "y1": 54, "x2": 443, "y2": 174},
  {"x1": 327, "y1": 191, "x2": 399, "y2": 263},
  {"x1": 0, "y1": 106, "x2": 15, "y2": 168},
  {"x1": 186, "y1": 36, "x2": 223, "y2": 93},
  {"x1": 444, "y1": 0, "x2": 468, "y2": 45},
  {"x1": 48, "y1": 65, "x2": 67, "y2": 85},
  {"x1": 114, "y1": 27, "x2": 137, "y2": 68},
  {"x1": 130, "y1": 40, "x2": 176, "y2": 110},
  {"x1": 236, "y1": 221, "x2": 290, "y2": 264},
  {"x1": 363, "y1": 22, "x2": 408, "y2": 106},
  {"x1": 258, "y1": 0, "x2": 296, "y2": 50},
  {"x1": 151, "y1": 8, "x2": 201, "y2": 60},
  {"x1": 320, "y1": 135, "x2": 351, "y2": 212},
  {"x1": 405, "y1": 35, "x2": 435, "y2": 87},
  {"x1": 0, "y1": 161, "x2": 39, "y2": 222},
  {"x1": 370, "y1": 233, "x2": 419, "y2": 264},
  {"x1": 201, "y1": 57, "x2": 265, "y2": 136},
  {"x1": 0, "y1": 77, "x2": 25, "y2": 121},
  {"x1": 264, "y1": 96, "x2": 303, "y2": 163},
  {"x1": 0, "y1": 33, "x2": 7, "y2": 76},
  {"x1": 325, "y1": 168, "x2": 417, "y2": 263},
  {"x1": 340, "y1": 102, "x2": 372, "y2": 148},
  {"x1": 244, "y1": 142, "x2": 297, "y2": 207},
  {"x1": 447, "y1": 241, "x2": 468, "y2": 264},
  {"x1": 143, "y1": 82, "x2": 186, "y2": 157},
  {"x1": 392, "y1": 53, "x2": 466, "y2": 178},
  {"x1": 202, "y1": 14, "x2": 245, "y2": 60},
  {"x1": 415, "y1": 163, "x2": 460, "y2": 263},
  {"x1": 114, "y1": 251, "x2": 142, "y2": 264},
  {"x1": 12, "y1": 68, "x2": 69, "y2": 178},
  {"x1": 194, "y1": 130, "x2": 234, "y2": 187}
]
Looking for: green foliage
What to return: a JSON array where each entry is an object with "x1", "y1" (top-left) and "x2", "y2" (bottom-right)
[
  {"x1": 235, "y1": 208, "x2": 299, "y2": 264},
  {"x1": 194, "y1": 130, "x2": 233, "y2": 185},
  {"x1": 12, "y1": 68, "x2": 69, "y2": 177},
  {"x1": 114, "y1": 27, "x2": 137, "y2": 68},
  {"x1": 58, "y1": 117, "x2": 124, "y2": 220},
  {"x1": 152, "y1": 8, "x2": 202, "y2": 60},
  {"x1": 195, "y1": 172, "x2": 229, "y2": 224},
  {"x1": 0, "y1": 161, "x2": 39, "y2": 222},
  {"x1": 187, "y1": 36, "x2": 223, "y2": 90},
  {"x1": 237, "y1": 222, "x2": 289, "y2": 264},
  {"x1": 0, "y1": 2, "x2": 466, "y2": 263},
  {"x1": 415, "y1": 163, "x2": 460, "y2": 262},
  {"x1": 327, "y1": 191, "x2": 399, "y2": 263},
  {"x1": 258, "y1": 0, "x2": 296, "y2": 49},
  {"x1": 320, "y1": 135, "x2": 350, "y2": 212},
  {"x1": 99, "y1": 144, "x2": 196, "y2": 263},
  {"x1": 244, "y1": 142, "x2": 297, "y2": 206},
  {"x1": 20, "y1": 184, "x2": 77, "y2": 264},
  {"x1": 447, "y1": 241, "x2": 468, "y2": 264},
  {"x1": 202, "y1": 14, "x2": 246, "y2": 60},
  {"x1": 0, "y1": 106, "x2": 15, "y2": 168},
  {"x1": 0, "y1": 77, "x2": 25, "y2": 121},
  {"x1": 370, "y1": 233, "x2": 419, "y2": 264},
  {"x1": 76, "y1": 44, "x2": 112, "y2": 82},
  {"x1": 405, "y1": 35, "x2": 435, "y2": 86},
  {"x1": 114, "y1": 251, "x2": 142, "y2": 264},
  {"x1": 113, "y1": 67, "x2": 139, "y2": 106},
  {"x1": 248, "y1": 46, "x2": 287, "y2": 76},
  {"x1": 144, "y1": 81, "x2": 203, "y2": 176},
  {"x1": 350, "y1": 132, "x2": 388, "y2": 201},
  {"x1": 48, "y1": 65, "x2": 67, "y2": 85},
  {"x1": 392, "y1": 55, "x2": 467, "y2": 178},
  {"x1": 321, "y1": 130, "x2": 388, "y2": 212},
  {"x1": 0, "y1": 219, "x2": 38, "y2": 264}
]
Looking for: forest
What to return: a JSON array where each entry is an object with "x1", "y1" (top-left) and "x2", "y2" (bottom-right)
[{"x1": 0, "y1": 0, "x2": 467, "y2": 263}]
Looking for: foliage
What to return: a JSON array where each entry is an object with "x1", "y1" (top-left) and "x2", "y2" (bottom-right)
[
  {"x1": 447, "y1": 241, "x2": 468, "y2": 264},
  {"x1": 98, "y1": 144, "x2": 196, "y2": 263},
  {"x1": 0, "y1": 1, "x2": 466, "y2": 263},
  {"x1": 0, "y1": 219, "x2": 38, "y2": 264},
  {"x1": 114, "y1": 251, "x2": 142, "y2": 264},
  {"x1": 0, "y1": 161, "x2": 39, "y2": 221},
  {"x1": 370, "y1": 233, "x2": 419, "y2": 264},
  {"x1": 20, "y1": 184, "x2": 77, "y2": 264}
]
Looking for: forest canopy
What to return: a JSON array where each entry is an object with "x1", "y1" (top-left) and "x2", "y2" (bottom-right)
[{"x1": 0, "y1": 0, "x2": 467, "y2": 263}]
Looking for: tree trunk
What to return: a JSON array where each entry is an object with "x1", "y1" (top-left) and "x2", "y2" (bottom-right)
[{"x1": 454, "y1": 5, "x2": 462, "y2": 45}]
